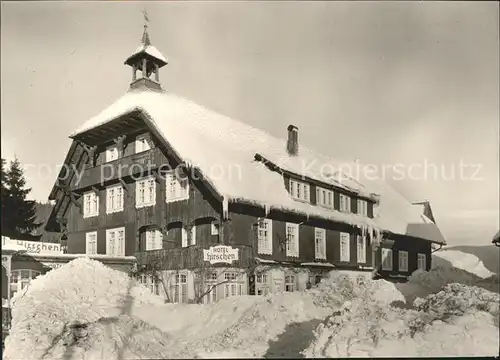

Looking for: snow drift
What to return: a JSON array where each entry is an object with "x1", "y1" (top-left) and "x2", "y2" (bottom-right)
[
  {"x1": 303, "y1": 279, "x2": 499, "y2": 358},
  {"x1": 4, "y1": 251, "x2": 500, "y2": 359}
]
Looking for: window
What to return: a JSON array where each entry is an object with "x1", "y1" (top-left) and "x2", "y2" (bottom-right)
[
  {"x1": 206, "y1": 272, "x2": 218, "y2": 281},
  {"x1": 339, "y1": 194, "x2": 351, "y2": 213},
  {"x1": 285, "y1": 275, "x2": 295, "y2": 292},
  {"x1": 85, "y1": 231, "x2": 97, "y2": 255},
  {"x1": 382, "y1": 248, "x2": 393, "y2": 270},
  {"x1": 398, "y1": 251, "x2": 409, "y2": 272},
  {"x1": 255, "y1": 272, "x2": 269, "y2": 296},
  {"x1": 136, "y1": 177, "x2": 156, "y2": 208},
  {"x1": 223, "y1": 272, "x2": 244, "y2": 298},
  {"x1": 256, "y1": 273, "x2": 268, "y2": 284},
  {"x1": 211, "y1": 223, "x2": 219, "y2": 235},
  {"x1": 10, "y1": 270, "x2": 40, "y2": 298},
  {"x1": 357, "y1": 199, "x2": 368, "y2": 217},
  {"x1": 106, "y1": 227, "x2": 125, "y2": 256},
  {"x1": 145, "y1": 229, "x2": 163, "y2": 251},
  {"x1": 203, "y1": 284, "x2": 218, "y2": 304},
  {"x1": 181, "y1": 226, "x2": 196, "y2": 247},
  {"x1": 203, "y1": 272, "x2": 219, "y2": 304},
  {"x1": 224, "y1": 272, "x2": 238, "y2": 281},
  {"x1": 417, "y1": 253, "x2": 427, "y2": 271},
  {"x1": 106, "y1": 184, "x2": 124, "y2": 214},
  {"x1": 165, "y1": 171, "x2": 189, "y2": 203},
  {"x1": 106, "y1": 145, "x2": 119, "y2": 163},
  {"x1": 137, "y1": 274, "x2": 160, "y2": 296},
  {"x1": 285, "y1": 223, "x2": 299, "y2": 257},
  {"x1": 289, "y1": 179, "x2": 310, "y2": 202},
  {"x1": 257, "y1": 218, "x2": 273, "y2": 255},
  {"x1": 314, "y1": 228, "x2": 326, "y2": 260},
  {"x1": 316, "y1": 187, "x2": 333, "y2": 209},
  {"x1": 135, "y1": 136, "x2": 151, "y2": 153},
  {"x1": 340, "y1": 232, "x2": 350, "y2": 262},
  {"x1": 173, "y1": 273, "x2": 188, "y2": 303},
  {"x1": 357, "y1": 235, "x2": 366, "y2": 263},
  {"x1": 83, "y1": 191, "x2": 99, "y2": 218}
]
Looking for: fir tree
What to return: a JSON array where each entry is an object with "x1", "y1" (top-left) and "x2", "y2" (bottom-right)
[{"x1": 2, "y1": 158, "x2": 41, "y2": 238}]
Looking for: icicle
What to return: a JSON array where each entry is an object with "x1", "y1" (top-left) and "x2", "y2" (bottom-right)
[
  {"x1": 372, "y1": 227, "x2": 382, "y2": 248},
  {"x1": 222, "y1": 198, "x2": 229, "y2": 220}
]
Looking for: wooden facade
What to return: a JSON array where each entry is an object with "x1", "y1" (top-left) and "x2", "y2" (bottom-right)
[
  {"x1": 48, "y1": 121, "x2": 438, "y2": 278},
  {"x1": 62, "y1": 130, "x2": 222, "y2": 256}
]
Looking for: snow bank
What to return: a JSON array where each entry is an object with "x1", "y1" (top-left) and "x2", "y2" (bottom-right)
[
  {"x1": 4, "y1": 258, "x2": 331, "y2": 359},
  {"x1": 396, "y1": 253, "x2": 499, "y2": 304},
  {"x1": 5, "y1": 253, "x2": 500, "y2": 359},
  {"x1": 3, "y1": 258, "x2": 167, "y2": 360},
  {"x1": 303, "y1": 278, "x2": 500, "y2": 358}
]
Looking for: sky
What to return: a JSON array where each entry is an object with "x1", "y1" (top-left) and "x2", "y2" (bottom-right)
[{"x1": 1, "y1": 1, "x2": 499, "y2": 246}]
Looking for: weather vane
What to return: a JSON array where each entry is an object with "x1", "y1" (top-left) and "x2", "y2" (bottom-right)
[{"x1": 142, "y1": 9, "x2": 149, "y2": 28}]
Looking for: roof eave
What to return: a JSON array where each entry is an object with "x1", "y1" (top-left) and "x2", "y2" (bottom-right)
[
  {"x1": 124, "y1": 51, "x2": 168, "y2": 68},
  {"x1": 383, "y1": 230, "x2": 447, "y2": 246}
]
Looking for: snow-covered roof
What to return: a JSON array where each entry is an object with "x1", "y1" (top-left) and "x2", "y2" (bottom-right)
[
  {"x1": 300, "y1": 262, "x2": 336, "y2": 268},
  {"x1": 70, "y1": 89, "x2": 444, "y2": 244},
  {"x1": 128, "y1": 43, "x2": 168, "y2": 64},
  {"x1": 24, "y1": 253, "x2": 137, "y2": 262}
]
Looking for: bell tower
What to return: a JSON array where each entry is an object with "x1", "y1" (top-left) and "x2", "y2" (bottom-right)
[{"x1": 124, "y1": 12, "x2": 168, "y2": 91}]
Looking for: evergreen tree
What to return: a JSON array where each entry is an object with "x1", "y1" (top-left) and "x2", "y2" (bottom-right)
[
  {"x1": 1, "y1": 157, "x2": 10, "y2": 235},
  {"x1": 2, "y1": 158, "x2": 40, "y2": 238}
]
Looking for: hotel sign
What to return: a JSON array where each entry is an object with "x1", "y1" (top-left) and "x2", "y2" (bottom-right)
[
  {"x1": 203, "y1": 245, "x2": 239, "y2": 265},
  {"x1": 3, "y1": 238, "x2": 63, "y2": 255},
  {"x1": 41, "y1": 262, "x2": 65, "y2": 270}
]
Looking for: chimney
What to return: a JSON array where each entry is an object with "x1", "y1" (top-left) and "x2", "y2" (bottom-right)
[{"x1": 286, "y1": 125, "x2": 299, "y2": 156}]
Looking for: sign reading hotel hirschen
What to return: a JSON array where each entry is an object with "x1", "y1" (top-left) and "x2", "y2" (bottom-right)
[
  {"x1": 203, "y1": 245, "x2": 239, "y2": 265},
  {"x1": 3, "y1": 238, "x2": 63, "y2": 255}
]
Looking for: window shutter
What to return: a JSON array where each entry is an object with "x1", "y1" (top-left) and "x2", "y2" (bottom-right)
[
  {"x1": 156, "y1": 230, "x2": 163, "y2": 250},
  {"x1": 191, "y1": 225, "x2": 196, "y2": 246},
  {"x1": 149, "y1": 179, "x2": 155, "y2": 203},
  {"x1": 135, "y1": 181, "x2": 141, "y2": 206},
  {"x1": 293, "y1": 225, "x2": 297, "y2": 254},
  {"x1": 145, "y1": 231, "x2": 151, "y2": 251},
  {"x1": 106, "y1": 189, "x2": 112, "y2": 213},
  {"x1": 119, "y1": 187, "x2": 124, "y2": 209},
  {"x1": 94, "y1": 194, "x2": 99, "y2": 215},
  {"x1": 181, "y1": 228, "x2": 188, "y2": 247},
  {"x1": 118, "y1": 230, "x2": 125, "y2": 256}
]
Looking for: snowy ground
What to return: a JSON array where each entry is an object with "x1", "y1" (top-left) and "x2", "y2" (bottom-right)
[{"x1": 3, "y1": 249, "x2": 499, "y2": 360}]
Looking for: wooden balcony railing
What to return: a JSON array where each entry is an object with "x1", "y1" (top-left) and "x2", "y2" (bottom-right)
[{"x1": 72, "y1": 148, "x2": 164, "y2": 190}]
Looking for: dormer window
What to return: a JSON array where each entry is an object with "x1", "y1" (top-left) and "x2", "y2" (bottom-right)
[
  {"x1": 289, "y1": 179, "x2": 310, "y2": 203},
  {"x1": 339, "y1": 194, "x2": 351, "y2": 213},
  {"x1": 357, "y1": 199, "x2": 368, "y2": 216},
  {"x1": 316, "y1": 187, "x2": 333, "y2": 209},
  {"x1": 106, "y1": 145, "x2": 119, "y2": 163},
  {"x1": 135, "y1": 136, "x2": 151, "y2": 154}
]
